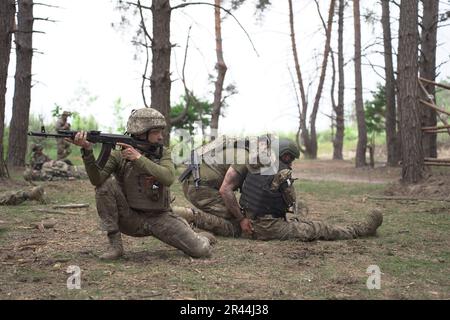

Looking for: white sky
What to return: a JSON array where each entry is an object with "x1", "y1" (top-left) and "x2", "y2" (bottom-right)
[{"x1": 4, "y1": 0, "x2": 450, "y2": 135}]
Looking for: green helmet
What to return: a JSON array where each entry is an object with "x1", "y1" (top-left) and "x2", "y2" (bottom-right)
[
  {"x1": 278, "y1": 138, "x2": 300, "y2": 159},
  {"x1": 126, "y1": 108, "x2": 166, "y2": 135}
]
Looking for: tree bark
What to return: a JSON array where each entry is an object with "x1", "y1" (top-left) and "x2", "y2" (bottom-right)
[
  {"x1": 398, "y1": 0, "x2": 423, "y2": 183},
  {"x1": 8, "y1": 0, "x2": 33, "y2": 168},
  {"x1": 210, "y1": 0, "x2": 227, "y2": 133},
  {"x1": 150, "y1": 0, "x2": 172, "y2": 145},
  {"x1": 288, "y1": 0, "x2": 310, "y2": 157},
  {"x1": 309, "y1": 0, "x2": 336, "y2": 159},
  {"x1": 0, "y1": 0, "x2": 15, "y2": 176},
  {"x1": 333, "y1": 0, "x2": 345, "y2": 160},
  {"x1": 381, "y1": 0, "x2": 400, "y2": 166},
  {"x1": 353, "y1": 0, "x2": 367, "y2": 167},
  {"x1": 420, "y1": 0, "x2": 439, "y2": 158}
]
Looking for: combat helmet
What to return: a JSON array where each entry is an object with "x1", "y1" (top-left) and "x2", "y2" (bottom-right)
[
  {"x1": 278, "y1": 138, "x2": 300, "y2": 160},
  {"x1": 126, "y1": 108, "x2": 166, "y2": 135}
]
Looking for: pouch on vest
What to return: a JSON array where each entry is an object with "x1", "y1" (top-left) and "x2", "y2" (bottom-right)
[{"x1": 122, "y1": 162, "x2": 170, "y2": 212}]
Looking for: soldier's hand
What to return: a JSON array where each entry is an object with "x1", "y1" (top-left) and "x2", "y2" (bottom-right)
[
  {"x1": 240, "y1": 217, "x2": 254, "y2": 235},
  {"x1": 68, "y1": 131, "x2": 92, "y2": 150},
  {"x1": 117, "y1": 142, "x2": 141, "y2": 161}
]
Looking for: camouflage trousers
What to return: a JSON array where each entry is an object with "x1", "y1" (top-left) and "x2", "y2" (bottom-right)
[
  {"x1": 0, "y1": 190, "x2": 28, "y2": 205},
  {"x1": 95, "y1": 177, "x2": 212, "y2": 258},
  {"x1": 57, "y1": 138, "x2": 71, "y2": 160},
  {"x1": 23, "y1": 161, "x2": 85, "y2": 181},
  {"x1": 182, "y1": 179, "x2": 241, "y2": 237},
  {"x1": 181, "y1": 179, "x2": 361, "y2": 241},
  {"x1": 178, "y1": 210, "x2": 362, "y2": 241}
]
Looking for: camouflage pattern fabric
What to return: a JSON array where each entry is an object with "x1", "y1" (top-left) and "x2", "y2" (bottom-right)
[
  {"x1": 181, "y1": 180, "x2": 241, "y2": 237},
  {"x1": 95, "y1": 177, "x2": 212, "y2": 258},
  {"x1": 55, "y1": 117, "x2": 71, "y2": 160},
  {"x1": 30, "y1": 152, "x2": 51, "y2": 170},
  {"x1": 0, "y1": 191, "x2": 28, "y2": 205},
  {"x1": 23, "y1": 160, "x2": 86, "y2": 181}
]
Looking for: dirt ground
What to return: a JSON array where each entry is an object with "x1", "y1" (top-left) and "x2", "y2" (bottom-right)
[{"x1": 0, "y1": 160, "x2": 448, "y2": 300}]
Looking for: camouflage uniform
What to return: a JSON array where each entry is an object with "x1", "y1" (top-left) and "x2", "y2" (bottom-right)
[
  {"x1": 55, "y1": 111, "x2": 72, "y2": 160},
  {"x1": 0, "y1": 186, "x2": 45, "y2": 205},
  {"x1": 24, "y1": 160, "x2": 83, "y2": 181},
  {"x1": 180, "y1": 146, "x2": 249, "y2": 237},
  {"x1": 82, "y1": 108, "x2": 212, "y2": 259},
  {"x1": 176, "y1": 138, "x2": 383, "y2": 241}
]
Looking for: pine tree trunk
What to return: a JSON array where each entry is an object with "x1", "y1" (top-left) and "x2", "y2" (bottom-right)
[
  {"x1": 0, "y1": 0, "x2": 15, "y2": 176},
  {"x1": 150, "y1": 0, "x2": 172, "y2": 145},
  {"x1": 398, "y1": 0, "x2": 423, "y2": 183},
  {"x1": 420, "y1": 0, "x2": 439, "y2": 158},
  {"x1": 309, "y1": 0, "x2": 336, "y2": 159},
  {"x1": 333, "y1": 0, "x2": 345, "y2": 160},
  {"x1": 381, "y1": 0, "x2": 400, "y2": 166},
  {"x1": 7, "y1": 0, "x2": 33, "y2": 168},
  {"x1": 353, "y1": 0, "x2": 367, "y2": 167},
  {"x1": 210, "y1": 0, "x2": 227, "y2": 133},
  {"x1": 288, "y1": 0, "x2": 310, "y2": 157}
]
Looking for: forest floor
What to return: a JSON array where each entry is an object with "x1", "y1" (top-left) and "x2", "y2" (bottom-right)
[{"x1": 0, "y1": 159, "x2": 449, "y2": 300}]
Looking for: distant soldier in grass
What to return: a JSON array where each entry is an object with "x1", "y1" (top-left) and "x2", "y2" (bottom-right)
[
  {"x1": 0, "y1": 185, "x2": 46, "y2": 205},
  {"x1": 175, "y1": 138, "x2": 383, "y2": 241},
  {"x1": 69, "y1": 108, "x2": 214, "y2": 260},
  {"x1": 23, "y1": 144, "x2": 83, "y2": 182},
  {"x1": 55, "y1": 111, "x2": 72, "y2": 160}
]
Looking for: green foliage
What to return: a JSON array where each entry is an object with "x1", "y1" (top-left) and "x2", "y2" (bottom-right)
[
  {"x1": 51, "y1": 104, "x2": 62, "y2": 118},
  {"x1": 170, "y1": 94, "x2": 213, "y2": 134},
  {"x1": 364, "y1": 84, "x2": 386, "y2": 136},
  {"x1": 71, "y1": 114, "x2": 99, "y2": 131},
  {"x1": 436, "y1": 78, "x2": 450, "y2": 109},
  {"x1": 27, "y1": 113, "x2": 56, "y2": 153},
  {"x1": 112, "y1": 98, "x2": 127, "y2": 134}
]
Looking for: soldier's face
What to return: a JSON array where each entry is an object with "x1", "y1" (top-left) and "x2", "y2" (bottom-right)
[
  {"x1": 281, "y1": 154, "x2": 294, "y2": 165},
  {"x1": 147, "y1": 129, "x2": 164, "y2": 144}
]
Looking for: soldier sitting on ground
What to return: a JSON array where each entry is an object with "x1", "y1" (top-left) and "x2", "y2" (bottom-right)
[
  {"x1": 176, "y1": 135, "x2": 253, "y2": 237},
  {"x1": 0, "y1": 185, "x2": 46, "y2": 205},
  {"x1": 174, "y1": 138, "x2": 383, "y2": 242},
  {"x1": 23, "y1": 144, "x2": 85, "y2": 182}
]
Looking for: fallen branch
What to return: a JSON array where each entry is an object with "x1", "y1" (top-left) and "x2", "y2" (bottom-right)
[
  {"x1": 367, "y1": 195, "x2": 450, "y2": 202},
  {"x1": 419, "y1": 99, "x2": 450, "y2": 116},
  {"x1": 424, "y1": 162, "x2": 450, "y2": 167},
  {"x1": 52, "y1": 204, "x2": 89, "y2": 209},
  {"x1": 31, "y1": 209, "x2": 68, "y2": 215}
]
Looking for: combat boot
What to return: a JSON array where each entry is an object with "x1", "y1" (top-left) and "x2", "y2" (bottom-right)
[
  {"x1": 25, "y1": 186, "x2": 45, "y2": 203},
  {"x1": 100, "y1": 231, "x2": 124, "y2": 260},
  {"x1": 198, "y1": 231, "x2": 217, "y2": 246},
  {"x1": 353, "y1": 209, "x2": 383, "y2": 237}
]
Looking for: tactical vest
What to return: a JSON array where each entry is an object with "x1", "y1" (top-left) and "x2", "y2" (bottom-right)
[
  {"x1": 239, "y1": 162, "x2": 291, "y2": 219},
  {"x1": 117, "y1": 148, "x2": 169, "y2": 212}
]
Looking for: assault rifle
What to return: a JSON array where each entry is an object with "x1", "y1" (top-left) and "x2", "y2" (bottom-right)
[
  {"x1": 178, "y1": 149, "x2": 201, "y2": 189},
  {"x1": 28, "y1": 126, "x2": 163, "y2": 169}
]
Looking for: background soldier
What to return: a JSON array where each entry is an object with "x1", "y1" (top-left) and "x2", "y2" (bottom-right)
[
  {"x1": 23, "y1": 144, "x2": 82, "y2": 181},
  {"x1": 69, "y1": 108, "x2": 214, "y2": 260},
  {"x1": 29, "y1": 144, "x2": 51, "y2": 170},
  {"x1": 176, "y1": 138, "x2": 383, "y2": 241},
  {"x1": 55, "y1": 111, "x2": 72, "y2": 160},
  {"x1": 0, "y1": 185, "x2": 45, "y2": 205}
]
